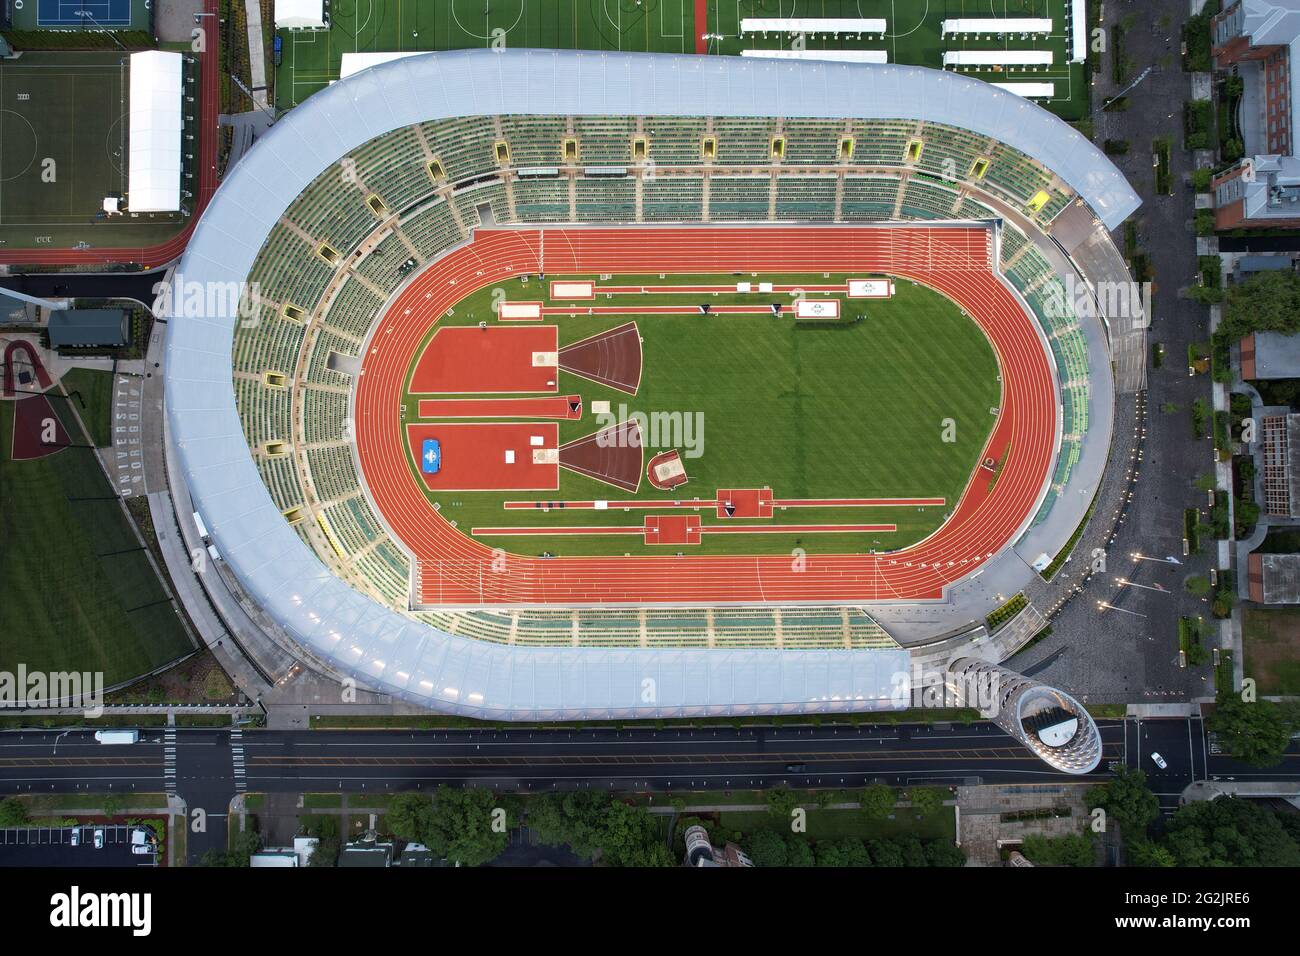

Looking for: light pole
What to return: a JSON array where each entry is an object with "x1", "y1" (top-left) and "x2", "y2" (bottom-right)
[
  {"x1": 1114, "y1": 577, "x2": 1169, "y2": 593},
  {"x1": 1097, "y1": 600, "x2": 1147, "y2": 618},
  {"x1": 1130, "y1": 552, "x2": 1181, "y2": 566}
]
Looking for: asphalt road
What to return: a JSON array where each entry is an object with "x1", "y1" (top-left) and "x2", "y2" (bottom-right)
[{"x1": 2, "y1": 720, "x2": 1297, "y2": 863}]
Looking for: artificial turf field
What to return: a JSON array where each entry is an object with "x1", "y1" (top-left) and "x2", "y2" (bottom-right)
[
  {"x1": 276, "y1": 0, "x2": 1085, "y2": 119},
  {"x1": 397, "y1": 273, "x2": 1000, "y2": 557},
  {"x1": 0, "y1": 395, "x2": 193, "y2": 686},
  {"x1": 0, "y1": 52, "x2": 186, "y2": 249}
]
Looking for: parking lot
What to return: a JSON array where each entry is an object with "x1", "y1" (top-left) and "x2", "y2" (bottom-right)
[{"x1": 0, "y1": 825, "x2": 157, "y2": 868}]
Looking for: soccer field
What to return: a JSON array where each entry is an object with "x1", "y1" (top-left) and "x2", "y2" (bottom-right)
[
  {"x1": 276, "y1": 0, "x2": 1086, "y2": 119},
  {"x1": 396, "y1": 273, "x2": 1000, "y2": 558},
  {"x1": 0, "y1": 396, "x2": 193, "y2": 687},
  {"x1": 0, "y1": 52, "x2": 186, "y2": 249}
]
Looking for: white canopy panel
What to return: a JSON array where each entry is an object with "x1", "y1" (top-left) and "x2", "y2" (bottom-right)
[
  {"x1": 128, "y1": 51, "x2": 183, "y2": 213},
  {"x1": 944, "y1": 50, "x2": 1055, "y2": 66},
  {"x1": 741, "y1": 48, "x2": 888, "y2": 63},
  {"x1": 741, "y1": 18, "x2": 887, "y2": 34},
  {"x1": 941, "y1": 18, "x2": 1054, "y2": 35},
  {"x1": 340, "y1": 51, "x2": 426, "y2": 79},
  {"x1": 275, "y1": 0, "x2": 326, "y2": 29}
]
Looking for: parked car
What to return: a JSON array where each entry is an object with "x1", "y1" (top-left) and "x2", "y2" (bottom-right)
[
  {"x1": 130, "y1": 828, "x2": 156, "y2": 856},
  {"x1": 1150, "y1": 752, "x2": 1168, "y2": 770},
  {"x1": 69, "y1": 828, "x2": 80, "y2": 847},
  {"x1": 93, "y1": 828, "x2": 105, "y2": 849}
]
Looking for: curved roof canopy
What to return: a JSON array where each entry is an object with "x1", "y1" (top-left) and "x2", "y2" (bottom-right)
[{"x1": 165, "y1": 49, "x2": 1134, "y2": 718}]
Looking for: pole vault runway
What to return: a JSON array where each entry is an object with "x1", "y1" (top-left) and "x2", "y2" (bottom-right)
[{"x1": 354, "y1": 226, "x2": 1057, "y2": 606}]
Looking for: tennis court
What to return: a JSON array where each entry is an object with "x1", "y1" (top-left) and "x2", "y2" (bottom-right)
[
  {"x1": 36, "y1": 0, "x2": 133, "y2": 27},
  {"x1": 7, "y1": 0, "x2": 150, "y2": 30}
]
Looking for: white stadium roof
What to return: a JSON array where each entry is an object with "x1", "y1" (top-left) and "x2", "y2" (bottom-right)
[
  {"x1": 128, "y1": 51, "x2": 183, "y2": 213},
  {"x1": 165, "y1": 49, "x2": 1136, "y2": 718}
]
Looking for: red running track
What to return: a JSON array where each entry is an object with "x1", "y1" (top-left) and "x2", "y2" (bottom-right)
[
  {"x1": 0, "y1": 0, "x2": 220, "y2": 268},
  {"x1": 354, "y1": 226, "x2": 1056, "y2": 605}
]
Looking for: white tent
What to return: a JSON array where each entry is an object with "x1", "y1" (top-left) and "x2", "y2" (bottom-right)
[
  {"x1": 275, "y1": 0, "x2": 326, "y2": 30},
  {"x1": 940, "y1": 18, "x2": 1054, "y2": 35},
  {"x1": 943, "y1": 50, "x2": 1055, "y2": 66},
  {"x1": 741, "y1": 18, "x2": 886, "y2": 34},
  {"x1": 741, "y1": 49, "x2": 889, "y2": 63},
  {"x1": 128, "y1": 51, "x2": 183, "y2": 213}
]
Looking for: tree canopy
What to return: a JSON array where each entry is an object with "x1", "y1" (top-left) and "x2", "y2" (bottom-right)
[
  {"x1": 1207, "y1": 692, "x2": 1298, "y2": 767},
  {"x1": 1163, "y1": 797, "x2": 1300, "y2": 867},
  {"x1": 1220, "y1": 269, "x2": 1300, "y2": 343},
  {"x1": 1087, "y1": 767, "x2": 1160, "y2": 838}
]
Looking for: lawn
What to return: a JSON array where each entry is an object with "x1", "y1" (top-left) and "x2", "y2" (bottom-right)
[
  {"x1": 0, "y1": 399, "x2": 193, "y2": 686},
  {"x1": 397, "y1": 272, "x2": 1000, "y2": 557},
  {"x1": 1241, "y1": 607, "x2": 1300, "y2": 695},
  {"x1": 0, "y1": 51, "x2": 189, "y2": 249},
  {"x1": 59, "y1": 368, "x2": 114, "y2": 447},
  {"x1": 275, "y1": 0, "x2": 1085, "y2": 119}
]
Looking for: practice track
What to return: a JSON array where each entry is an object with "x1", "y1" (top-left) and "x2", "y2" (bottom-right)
[{"x1": 354, "y1": 225, "x2": 1057, "y2": 605}]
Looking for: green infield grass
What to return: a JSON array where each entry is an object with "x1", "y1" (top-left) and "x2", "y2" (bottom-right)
[
  {"x1": 275, "y1": 0, "x2": 1085, "y2": 120},
  {"x1": 59, "y1": 367, "x2": 114, "y2": 447},
  {"x1": 0, "y1": 396, "x2": 193, "y2": 686},
  {"x1": 395, "y1": 271, "x2": 1000, "y2": 557},
  {"x1": 0, "y1": 51, "x2": 189, "y2": 249},
  {"x1": 1241, "y1": 607, "x2": 1300, "y2": 696}
]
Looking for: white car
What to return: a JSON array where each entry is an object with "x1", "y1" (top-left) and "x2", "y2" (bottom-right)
[
  {"x1": 1150, "y1": 752, "x2": 1168, "y2": 770},
  {"x1": 130, "y1": 828, "x2": 155, "y2": 856},
  {"x1": 69, "y1": 828, "x2": 80, "y2": 847},
  {"x1": 93, "y1": 828, "x2": 105, "y2": 849}
]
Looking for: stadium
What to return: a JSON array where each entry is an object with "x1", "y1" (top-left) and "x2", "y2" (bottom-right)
[{"x1": 164, "y1": 48, "x2": 1142, "y2": 720}]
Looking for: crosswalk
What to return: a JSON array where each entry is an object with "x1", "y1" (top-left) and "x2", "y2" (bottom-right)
[
  {"x1": 231, "y1": 728, "x2": 247, "y2": 793},
  {"x1": 163, "y1": 727, "x2": 177, "y2": 795}
]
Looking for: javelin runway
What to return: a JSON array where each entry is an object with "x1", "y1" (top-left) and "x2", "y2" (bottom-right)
[{"x1": 354, "y1": 225, "x2": 1057, "y2": 606}]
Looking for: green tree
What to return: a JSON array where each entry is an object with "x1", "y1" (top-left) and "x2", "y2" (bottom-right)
[
  {"x1": 424, "y1": 785, "x2": 508, "y2": 867},
  {"x1": 908, "y1": 786, "x2": 945, "y2": 817},
  {"x1": 745, "y1": 828, "x2": 788, "y2": 867},
  {"x1": 386, "y1": 791, "x2": 435, "y2": 843},
  {"x1": 868, "y1": 838, "x2": 905, "y2": 867},
  {"x1": 1087, "y1": 767, "x2": 1160, "y2": 838},
  {"x1": 302, "y1": 815, "x2": 339, "y2": 867},
  {"x1": 765, "y1": 785, "x2": 801, "y2": 825},
  {"x1": 924, "y1": 839, "x2": 966, "y2": 867},
  {"x1": 785, "y1": 836, "x2": 815, "y2": 867},
  {"x1": 1207, "y1": 692, "x2": 1298, "y2": 767},
  {"x1": 1164, "y1": 797, "x2": 1300, "y2": 866},
  {"x1": 858, "y1": 783, "x2": 896, "y2": 821},
  {"x1": 1021, "y1": 833, "x2": 1095, "y2": 867},
  {"x1": 0, "y1": 797, "x2": 29, "y2": 827},
  {"x1": 528, "y1": 792, "x2": 673, "y2": 867},
  {"x1": 814, "y1": 839, "x2": 847, "y2": 867},
  {"x1": 1126, "y1": 838, "x2": 1176, "y2": 867},
  {"x1": 1221, "y1": 269, "x2": 1300, "y2": 342}
]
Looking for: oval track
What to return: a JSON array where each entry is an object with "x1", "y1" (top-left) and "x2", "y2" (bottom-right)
[{"x1": 354, "y1": 225, "x2": 1057, "y2": 605}]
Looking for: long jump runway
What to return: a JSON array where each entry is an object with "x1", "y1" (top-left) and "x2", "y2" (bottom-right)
[{"x1": 354, "y1": 226, "x2": 1056, "y2": 606}]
